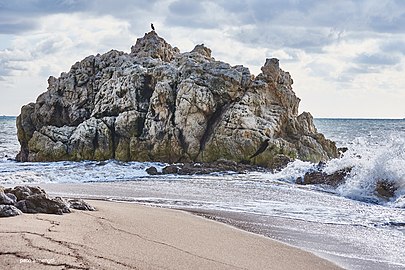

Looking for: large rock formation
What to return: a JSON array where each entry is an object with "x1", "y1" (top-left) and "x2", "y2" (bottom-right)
[{"x1": 16, "y1": 31, "x2": 337, "y2": 167}]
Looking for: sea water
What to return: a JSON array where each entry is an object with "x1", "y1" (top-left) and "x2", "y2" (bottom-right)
[{"x1": 0, "y1": 116, "x2": 405, "y2": 269}]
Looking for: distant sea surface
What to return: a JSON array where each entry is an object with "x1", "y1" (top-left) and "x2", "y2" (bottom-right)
[{"x1": 1, "y1": 116, "x2": 405, "y2": 270}]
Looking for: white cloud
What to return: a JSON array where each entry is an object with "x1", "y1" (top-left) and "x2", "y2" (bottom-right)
[
  {"x1": 0, "y1": 13, "x2": 136, "y2": 115},
  {"x1": 0, "y1": 0, "x2": 404, "y2": 118}
]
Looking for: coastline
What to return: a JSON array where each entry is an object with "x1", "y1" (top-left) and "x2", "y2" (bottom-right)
[{"x1": 0, "y1": 199, "x2": 342, "y2": 270}]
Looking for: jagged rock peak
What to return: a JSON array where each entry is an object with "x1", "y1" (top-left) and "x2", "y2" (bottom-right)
[
  {"x1": 261, "y1": 58, "x2": 280, "y2": 78},
  {"x1": 191, "y1": 44, "x2": 212, "y2": 58},
  {"x1": 130, "y1": 31, "x2": 180, "y2": 62}
]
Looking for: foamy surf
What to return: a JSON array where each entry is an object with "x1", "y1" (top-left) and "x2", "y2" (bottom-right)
[{"x1": 0, "y1": 160, "x2": 167, "y2": 184}]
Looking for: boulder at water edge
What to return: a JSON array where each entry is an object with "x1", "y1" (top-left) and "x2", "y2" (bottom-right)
[
  {"x1": 0, "y1": 186, "x2": 96, "y2": 217},
  {"x1": 16, "y1": 31, "x2": 337, "y2": 167},
  {"x1": 5, "y1": 186, "x2": 70, "y2": 215}
]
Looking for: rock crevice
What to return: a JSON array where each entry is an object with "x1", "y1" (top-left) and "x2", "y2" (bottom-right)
[{"x1": 16, "y1": 31, "x2": 337, "y2": 167}]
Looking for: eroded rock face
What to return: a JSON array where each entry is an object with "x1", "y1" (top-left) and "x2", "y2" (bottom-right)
[{"x1": 16, "y1": 31, "x2": 338, "y2": 167}]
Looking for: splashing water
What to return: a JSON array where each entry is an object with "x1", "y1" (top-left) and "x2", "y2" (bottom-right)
[{"x1": 329, "y1": 136, "x2": 405, "y2": 207}]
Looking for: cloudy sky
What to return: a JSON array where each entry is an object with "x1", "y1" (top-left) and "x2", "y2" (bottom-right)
[{"x1": 1, "y1": 0, "x2": 404, "y2": 118}]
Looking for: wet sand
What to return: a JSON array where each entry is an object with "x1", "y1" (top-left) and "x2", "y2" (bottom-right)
[{"x1": 0, "y1": 200, "x2": 342, "y2": 270}]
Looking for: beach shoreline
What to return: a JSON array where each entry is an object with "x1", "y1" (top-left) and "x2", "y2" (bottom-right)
[{"x1": 0, "y1": 199, "x2": 342, "y2": 270}]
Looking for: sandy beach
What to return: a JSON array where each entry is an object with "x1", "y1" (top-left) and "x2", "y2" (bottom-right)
[{"x1": 0, "y1": 200, "x2": 342, "y2": 270}]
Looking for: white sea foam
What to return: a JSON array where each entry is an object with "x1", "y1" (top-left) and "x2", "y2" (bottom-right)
[
  {"x1": 0, "y1": 160, "x2": 166, "y2": 185},
  {"x1": 323, "y1": 136, "x2": 405, "y2": 206},
  {"x1": 264, "y1": 159, "x2": 314, "y2": 183}
]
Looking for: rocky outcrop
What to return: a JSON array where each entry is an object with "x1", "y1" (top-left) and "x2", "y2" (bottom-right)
[
  {"x1": 0, "y1": 186, "x2": 95, "y2": 217},
  {"x1": 4, "y1": 185, "x2": 46, "y2": 201},
  {"x1": 296, "y1": 166, "x2": 352, "y2": 187},
  {"x1": 296, "y1": 167, "x2": 401, "y2": 202},
  {"x1": 4, "y1": 186, "x2": 70, "y2": 214},
  {"x1": 147, "y1": 160, "x2": 270, "y2": 176},
  {"x1": 375, "y1": 180, "x2": 398, "y2": 200},
  {"x1": 68, "y1": 199, "x2": 96, "y2": 211},
  {"x1": 16, "y1": 194, "x2": 70, "y2": 215},
  {"x1": 16, "y1": 31, "x2": 337, "y2": 167}
]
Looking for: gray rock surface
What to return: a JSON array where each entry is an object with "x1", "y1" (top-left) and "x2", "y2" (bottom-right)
[
  {"x1": 68, "y1": 199, "x2": 96, "y2": 211},
  {"x1": 296, "y1": 166, "x2": 352, "y2": 187},
  {"x1": 0, "y1": 186, "x2": 95, "y2": 217},
  {"x1": 145, "y1": 166, "x2": 159, "y2": 175},
  {"x1": 0, "y1": 205, "x2": 23, "y2": 217},
  {"x1": 16, "y1": 31, "x2": 337, "y2": 167},
  {"x1": 16, "y1": 194, "x2": 70, "y2": 215},
  {"x1": 5, "y1": 186, "x2": 70, "y2": 215},
  {"x1": 4, "y1": 185, "x2": 47, "y2": 201},
  {"x1": 159, "y1": 161, "x2": 268, "y2": 175},
  {"x1": 0, "y1": 192, "x2": 16, "y2": 205}
]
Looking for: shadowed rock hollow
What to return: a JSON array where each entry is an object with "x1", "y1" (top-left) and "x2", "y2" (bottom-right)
[{"x1": 16, "y1": 31, "x2": 337, "y2": 167}]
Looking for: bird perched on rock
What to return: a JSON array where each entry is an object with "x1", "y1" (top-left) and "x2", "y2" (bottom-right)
[
  {"x1": 250, "y1": 139, "x2": 270, "y2": 159},
  {"x1": 151, "y1": 23, "x2": 155, "y2": 31}
]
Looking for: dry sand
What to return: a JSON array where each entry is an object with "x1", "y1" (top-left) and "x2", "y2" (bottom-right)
[{"x1": 0, "y1": 200, "x2": 342, "y2": 270}]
